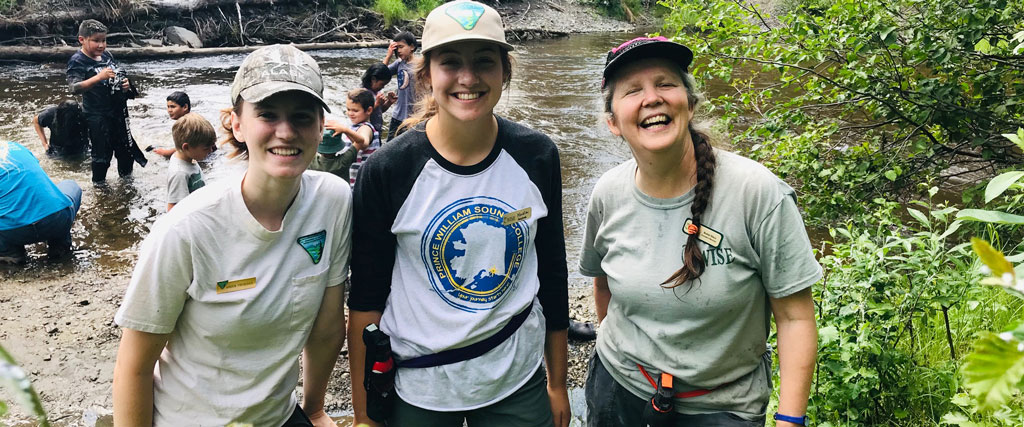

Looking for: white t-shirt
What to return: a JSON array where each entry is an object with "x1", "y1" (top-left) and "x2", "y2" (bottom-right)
[
  {"x1": 166, "y1": 155, "x2": 205, "y2": 204},
  {"x1": 115, "y1": 170, "x2": 352, "y2": 426}
]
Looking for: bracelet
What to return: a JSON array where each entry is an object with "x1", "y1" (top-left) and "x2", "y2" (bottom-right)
[{"x1": 773, "y1": 413, "x2": 809, "y2": 425}]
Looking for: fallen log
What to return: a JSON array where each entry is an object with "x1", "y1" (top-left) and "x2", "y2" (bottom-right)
[{"x1": 0, "y1": 40, "x2": 390, "y2": 62}]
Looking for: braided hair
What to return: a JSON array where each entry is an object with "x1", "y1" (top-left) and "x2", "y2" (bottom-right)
[{"x1": 603, "y1": 65, "x2": 717, "y2": 289}]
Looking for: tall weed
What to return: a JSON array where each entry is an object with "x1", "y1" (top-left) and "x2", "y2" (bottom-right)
[{"x1": 373, "y1": 0, "x2": 408, "y2": 28}]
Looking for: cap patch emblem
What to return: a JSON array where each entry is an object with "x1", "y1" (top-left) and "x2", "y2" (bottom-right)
[
  {"x1": 297, "y1": 230, "x2": 327, "y2": 264},
  {"x1": 445, "y1": 2, "x2": 485, "y2": 30}
]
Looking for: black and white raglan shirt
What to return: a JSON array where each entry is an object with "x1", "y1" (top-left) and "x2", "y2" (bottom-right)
[{"x1": 349, "y1": 116, "x2": 569, "y2": 411}]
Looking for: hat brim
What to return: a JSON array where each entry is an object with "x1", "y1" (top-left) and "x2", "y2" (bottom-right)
[
  {"x1": 239, "y1": 81, "x2": 331, "y2": 113},
  {"x1": 602, "y1": 41, "x2": 693, "y2": 88},
  {"x1": 422, "y1": 34, "x2": 515, "y2": 54}
]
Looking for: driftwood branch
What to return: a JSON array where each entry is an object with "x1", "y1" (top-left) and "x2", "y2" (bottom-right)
[{"x1": 0, "y1": 40, "x2": 390, "y2": 62}]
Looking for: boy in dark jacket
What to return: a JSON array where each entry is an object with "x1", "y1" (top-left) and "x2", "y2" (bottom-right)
[{"x1": 67, "y1": 19, "x2": 146, "y2": 184}]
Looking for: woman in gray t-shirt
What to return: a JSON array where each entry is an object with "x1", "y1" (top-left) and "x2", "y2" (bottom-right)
[{"x1": 580, "y1": 37, "x2": 821, "y2": 427}]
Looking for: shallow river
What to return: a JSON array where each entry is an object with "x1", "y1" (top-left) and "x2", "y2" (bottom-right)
[{"x1": 0, "y1": 32, "x2": 662, "y2": 279}]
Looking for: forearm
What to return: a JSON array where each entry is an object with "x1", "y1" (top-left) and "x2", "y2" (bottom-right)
[
  {"x1": 70, "y1": 74, "x2": 104, "y2": 94},
  {"x1": 543, "y1": 329, "x2": 568, "y2": 389},
  {"x1": 344, "y1": 128, "x2": 368, "y2": 150},
  {"x1": 301, "y1": 324, "x2": 345, "y2": 413},
  {"x1": 348, "y1": 310, "x2": 384, "y2": 424},
  {"x1": 594, "y1": 276, "x2": 610, "y2": 323},
  {"x1": 33, "y1": 119, "x2": 48, "y2": 148},
  {"x1": 775, "y1": 317, "x2": 816, "y2": 419}
]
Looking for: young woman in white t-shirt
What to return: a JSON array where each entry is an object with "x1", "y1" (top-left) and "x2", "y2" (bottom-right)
[{"x1": 112, "y1": 45, "x2": 351, "y2": 427}]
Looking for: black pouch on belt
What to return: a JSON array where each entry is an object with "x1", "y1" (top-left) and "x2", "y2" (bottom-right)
[
  {"x1": 363, "y1": 324, "x2": 396, "y2": 423},
  {"x1": 640, "y1": 372, "x2": 678, "y2": 427}
]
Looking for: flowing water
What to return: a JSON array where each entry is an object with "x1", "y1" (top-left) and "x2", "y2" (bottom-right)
[{"x1": 0, "y1": 33, "x2": 649, "y2": 279}]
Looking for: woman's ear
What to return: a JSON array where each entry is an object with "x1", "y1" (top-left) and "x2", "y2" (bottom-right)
[
  {"x1": 230, "y1": 110, "x2": 245, "y2": 143},
  {"x1": 606, "y1": 113, "x2": 622, "y2": 137}
]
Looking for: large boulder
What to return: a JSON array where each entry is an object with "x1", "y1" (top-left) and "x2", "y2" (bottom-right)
[{"x1": 163, "y1": 26, "x2": 203, "y2": 48}]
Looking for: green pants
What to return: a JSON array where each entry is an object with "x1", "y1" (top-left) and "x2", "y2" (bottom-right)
[{"x1": 390, "y1": 366, "x2": 554, "y2": 427}]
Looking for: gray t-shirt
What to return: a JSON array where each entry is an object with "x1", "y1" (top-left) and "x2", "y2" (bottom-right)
[
  {"x1": 388, "y1": 59, "x2": 415, "y2": 122},
  {"x1": 166, "y1": 156, "x2": 205, "y2": 204},
  {"x1": 579, "y1": 150, "x2": 821, "y2": 419}
]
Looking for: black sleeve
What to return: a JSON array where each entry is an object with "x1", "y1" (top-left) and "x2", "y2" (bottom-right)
[
  {"x1": 347, "y1": 131, "x2": 430, "y2": 312},
  {"x1": 501, "y1": 119, "x2": 569, "y2": 331},
  {"x1": 38, "y1": 107, "x2": 57, "y2": 128},
  {"x1": 66, "y1": 54, "x2": 88, "y2": 86}
]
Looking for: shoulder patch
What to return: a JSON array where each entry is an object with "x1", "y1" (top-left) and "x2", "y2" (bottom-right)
[{"x1": 297, "y1": 230, "x2": 327, "y2": 264}]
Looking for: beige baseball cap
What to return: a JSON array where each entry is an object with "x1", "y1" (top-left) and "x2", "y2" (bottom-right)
[
  {"x1": 230, "y1": 44, "x2": 330, "y2": 112},
  {"x1": 421, "y1": 0, "x2": 514, "y2": 54}
]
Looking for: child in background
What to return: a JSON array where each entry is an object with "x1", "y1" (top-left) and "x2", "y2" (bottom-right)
[
  {"x1": 166, "y1": 91, "x2": 191, "y2": 120},
  {"x1": 67, "y1": 19, "x2": 147, "y2": 184},
  {"x1": 165, "y1": 112, "x2": 215, "y2": 211},
  {"x1": 361, "y1": 63, "x2": 395, "y2": 133},
  {"x1": 32, "y1": 100, "x2": 90, "y2": 157},
  {"x1": 325, "y1": 88, "x2": 379, "y2": 186},
  {"x1": 382, "y1": 31, "x2": 418, "y2": 141},
  {"x1": 148, "y1": 91, "x2": 193, "y2": 158}
]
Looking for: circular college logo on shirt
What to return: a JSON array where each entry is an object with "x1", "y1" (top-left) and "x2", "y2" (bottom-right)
[{"x1": 420, "y1": 197, "x2": 529, "y2": 312}]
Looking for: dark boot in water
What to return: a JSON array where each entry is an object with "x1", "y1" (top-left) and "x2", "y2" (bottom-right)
[{"x1": 568, "y1": 319, "x2": 597, "y2": 342}]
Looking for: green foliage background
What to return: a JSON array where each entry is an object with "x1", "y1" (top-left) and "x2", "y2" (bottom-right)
[{"x1": 657, "y1": 0, "x2": 1024, "y2": 424}]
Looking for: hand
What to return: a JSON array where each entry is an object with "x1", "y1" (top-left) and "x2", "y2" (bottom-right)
[
  {"x1": 324, "y1": 120, "x2": 347, "y2": 136},
  {"x1": 547, "y1": 384, "x2": 571, "y2": 427},
  {"x1": 387, "y1": 42, "x2": 398, "y2": 56},
  {"x1": 305, "y1": 408, "x2": 337, "y2": 427},
  {"x1": 387, "y1": 92, "x2": 397, "y2": 101},
  {"x1": 98, "y1": 67, "x2": 116, "y2": 79},
  {"x1": 121, "y1": 78, "x2": 131, "y2": 90}
]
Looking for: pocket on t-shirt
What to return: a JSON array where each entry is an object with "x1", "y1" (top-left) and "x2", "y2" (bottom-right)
[{"x1": 289, "y1": 269, "x2": 329, "y2": 331}]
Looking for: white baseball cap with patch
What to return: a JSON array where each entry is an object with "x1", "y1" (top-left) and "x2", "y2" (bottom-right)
[{"x1": 421, "y1": 0, "x2": 514, "y2": 54}]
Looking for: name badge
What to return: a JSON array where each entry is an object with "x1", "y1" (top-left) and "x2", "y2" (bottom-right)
[
  {"x1": 683, "y1": 219, "x2": 723, "y2": 248},
  {"x1": 216, "y1": 277, "x2": 257, "y2": 294},
  {"x1": 502, "y1": 207, "x2": 532, "y2": 226}
]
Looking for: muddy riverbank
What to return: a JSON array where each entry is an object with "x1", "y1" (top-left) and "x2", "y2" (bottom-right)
[{"x1": 0, "y1": 266, "x2": 598, "y2": 425}]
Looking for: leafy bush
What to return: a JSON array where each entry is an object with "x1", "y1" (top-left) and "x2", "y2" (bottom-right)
[
  {"x1": 373, "y1": 0, "x2": 409, "y2": 28},
  {"x1": 661, "y1": 0, "x2": 1024, "y2": 222}
]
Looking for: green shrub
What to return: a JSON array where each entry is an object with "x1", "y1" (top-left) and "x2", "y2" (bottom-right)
[
  {"x1": 661, "y1": 0, "x2": 1024, "y2": 223},
  {"x1": 415, "y1": 0, "x2": 442, "y2": 16},
  {"x1": 373, "y1": 0, "x2": 409, "y2": 28}
]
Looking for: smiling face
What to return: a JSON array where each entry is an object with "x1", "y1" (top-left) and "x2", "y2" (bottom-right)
[
  {"x1": 231, "y1": 91, "x2": 324, "y2": 181},
  {"x1": 167, "y1": 100, "x2": 189, "y2": 120},
  {"x1": 606, "y1": 57, "x2": 696, "y2": 157},
  {"x1": 428, "y1": 41, "x2": 507, "y2": 125},
  {"x1": 346, "y1": 98, "x2": 371, "y2": 124},
  {"x1": 79, "y1": 33, "x2": 107, "y2": 59}
]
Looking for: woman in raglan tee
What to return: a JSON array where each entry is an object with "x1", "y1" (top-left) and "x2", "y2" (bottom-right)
[
  {"x1": 347, "y1": 2, "x2": 571, "y2": 427},
  {"x1": 580, "y1": 37, "x2": 821, "y2": 427}
]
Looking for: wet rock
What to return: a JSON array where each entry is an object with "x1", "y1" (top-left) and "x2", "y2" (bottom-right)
[
  {"x1": 141, "y1": 39, "x2": 163, "y2": 47},
  {"x1": 164, "y1": 26, "x2": 203, "y2": 48}
]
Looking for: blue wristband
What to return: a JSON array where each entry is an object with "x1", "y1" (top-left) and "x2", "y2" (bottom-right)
[{"x1": 774, "y1": 413, "x2": 808, "y2": 425}]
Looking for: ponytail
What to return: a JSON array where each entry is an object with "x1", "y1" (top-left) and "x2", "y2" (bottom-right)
[{"x1": 662, "y1": 128, "x2": 716, "y2": 288}]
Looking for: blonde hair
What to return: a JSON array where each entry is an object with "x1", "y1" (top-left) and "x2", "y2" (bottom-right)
[
  {"x1": 172, "y1": 112, "x2": 216, "y2": 151},
  {"x1": 399, "y1": 47, "x2": 515, "y2": 134}
]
